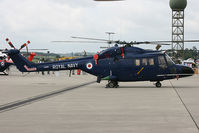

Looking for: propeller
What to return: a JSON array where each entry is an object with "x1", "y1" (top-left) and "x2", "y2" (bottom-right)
[
  {"x1": 70, "y1": 36, "x2": 172, "y2": 46},
  {"x1": 21, "y1": 49, "x2": 49, "y2": 51},
  {"x1": 6, "y1": 38, "x2": 16, "y2": 49},
  {"x1": 71, "y1": 36, "x2": 109, "y2": 42},
  {"x1": 52, "y1": 36, "x2": 199, "y2": 52},
  {"x1": 70, "y1": 36, "x2": 199, "y2": 46},
  {"x1": 19, "y1": 41, "x2": 31, "y2": 53},
  {"x1": 5, "y1": 38, "x2": 48, "y2": 53},
  {"x1": 52, "y1": 36, "x2": 171, "y2": 46},
  {"x1": 52, "y1": 41, "x2": 104, "y2": 43},
  {"x1": 100, "y1": 46, "x2": 109, "y2": 49},
  {"x1": 5, "y1": 38, "x2": 31, "y2": 53}
]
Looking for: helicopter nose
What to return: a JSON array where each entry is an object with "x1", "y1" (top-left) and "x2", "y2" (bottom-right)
[{"x1": 181, "y1": 66, "x2": 194, "y2": 76}]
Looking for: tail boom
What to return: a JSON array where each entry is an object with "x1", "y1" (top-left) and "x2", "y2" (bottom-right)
[{"x1": 7, "y1": 49, "x2": 89, "y2": 72}]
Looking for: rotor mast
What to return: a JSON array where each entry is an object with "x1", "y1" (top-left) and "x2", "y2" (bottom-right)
[{"x1": 105, "y1": 32, "x2": 115, "y2": 48}]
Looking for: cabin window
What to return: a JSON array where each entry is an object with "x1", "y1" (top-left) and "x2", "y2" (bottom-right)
[
  {"x1": 135, "y1": 59, "x2": 140, "y2": 66},
  {"x1": 142, "y1": 58, "x2": 147, "y2": 66},
  {"x1": 158, "y1": 56, "x2": 167, "y2": 69},
  {"x1": 149, "y1": 58, "x2": 154, "y2": 65}
]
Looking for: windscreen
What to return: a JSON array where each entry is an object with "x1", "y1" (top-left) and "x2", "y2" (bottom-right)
[{"x1": 165, "y1": 54, "x2": 174, "y2": 66}]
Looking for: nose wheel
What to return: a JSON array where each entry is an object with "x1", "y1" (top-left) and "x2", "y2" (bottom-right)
[
  {"x1": 106, "y1": 81, "x2": 119, "y2": 88},
  {"x1": 155, "y1": 81, "x2": 162, "y2": 88}
]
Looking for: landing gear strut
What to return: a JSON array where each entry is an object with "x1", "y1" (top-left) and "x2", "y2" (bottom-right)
[
  {"x1": 155, "y1": 81, "x2": 162, "y2": 88},
  {"x1": 106, "y1": 81, "x2": 119, "y2": 88}
]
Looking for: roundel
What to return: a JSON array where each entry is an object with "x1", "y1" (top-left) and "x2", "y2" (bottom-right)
[
  {"x1": 86, "y1": 63, "x2": 93, "y2": 69},
  {"x1": 1, "y1": 61, "x2": 5, "y2": 67}
]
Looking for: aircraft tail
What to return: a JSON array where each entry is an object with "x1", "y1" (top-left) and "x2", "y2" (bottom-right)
[{"x1": 7, "y1": 49, "x2": 37, "y2": 72}]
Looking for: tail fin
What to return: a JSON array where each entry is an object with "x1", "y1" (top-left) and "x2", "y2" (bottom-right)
[{"x1": 7, "y1": 49, "x2": 37, "y2": 72}]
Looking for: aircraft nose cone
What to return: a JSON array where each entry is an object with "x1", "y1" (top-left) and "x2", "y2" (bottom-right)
[{"x1": 181, "y1": 66, "x2": 194, "y2": 76}]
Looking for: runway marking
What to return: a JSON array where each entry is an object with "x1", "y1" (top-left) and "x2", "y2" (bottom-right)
[
  {"x1": 169, "y1": 80, "x2": 199, "y2": 131},
  {"x1": 0, "y1": 81, "x2": 95, "y2": 113}
]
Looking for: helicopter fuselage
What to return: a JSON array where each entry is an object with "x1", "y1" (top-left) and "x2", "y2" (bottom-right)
[
  {"x1": 81, "y1": 50, "x2": 193, "y2": 82},
  {"x1": 6, "y1": 46, "x2": 194, "y2": 87}
]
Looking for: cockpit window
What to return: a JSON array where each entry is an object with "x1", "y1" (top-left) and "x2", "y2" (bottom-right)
[
  {"x1": 158, "y1": 56, "x2": 167, "y2": 69},
  {"x1": 165, "y1": 54, "x2": 174, "y2": 66}
]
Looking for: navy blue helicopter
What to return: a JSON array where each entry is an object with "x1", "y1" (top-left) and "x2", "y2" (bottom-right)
[{"x1": 4, "y1": 38, "x2": 196, "y2": 88}]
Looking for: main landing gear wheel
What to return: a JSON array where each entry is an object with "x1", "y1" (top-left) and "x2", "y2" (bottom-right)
[
  {"x1": 155, "y1": 81, "x2": 162, "y2": 88},
  {"x1": 106, "y1": 81, "x2": 119, "y2": 88}
]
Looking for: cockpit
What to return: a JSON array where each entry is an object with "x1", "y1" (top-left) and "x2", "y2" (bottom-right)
[
  {"x1": 165, "y1": 54, "x2": 175, "y2": 66},
  {"x1": 98, "y1": 46, "x2": 122, "y2": 59},
  {"x1": 158, "y1": 54, "x2": 174, "y2": 69}
]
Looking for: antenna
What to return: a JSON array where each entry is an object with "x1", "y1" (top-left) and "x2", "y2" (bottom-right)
[{"x1": 105, "y1": 32, "x2": 115, "y2": 47}]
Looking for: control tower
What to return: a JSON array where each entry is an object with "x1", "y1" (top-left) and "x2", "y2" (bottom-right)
[{"x1": 170, "y1": 0, "x2": 187, "y2": 59}]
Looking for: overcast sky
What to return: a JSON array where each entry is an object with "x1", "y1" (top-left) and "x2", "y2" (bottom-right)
[{"x1": 0, "y1": 0, "x2": 199, "y2": 53}]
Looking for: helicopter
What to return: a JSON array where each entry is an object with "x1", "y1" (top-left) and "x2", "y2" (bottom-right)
[
  {"x1": 0, "y1": 51, "x2": 13, "y2": 75},
  {"x1": 0, "y1": 38, "x2": 47, "y2": 75},
  {"x1": 3, "y1": 37, "x2": 198, "y2": 88}
]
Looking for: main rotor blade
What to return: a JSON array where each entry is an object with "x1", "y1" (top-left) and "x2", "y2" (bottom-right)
[
  {"x1": 129, "y1": 41, "x2": 171, "y2": 45},
  {"x1": 52, "y1": 41, "x2": 107, "y2": 43},
  {"x1": 100, "y1": 46, "x2": 109, "y2": 49},
  {"x1": 56, "y1": 36, "x2": 199, "y2": 46},
  {"x1": 70, "y1": 36, "x2": 172, "y2": 45},
  {"x1": 109, "y1": 41, "x2": 171, "y2": 45},
  {"x1": 110, "y1": 40, "x2": 199, "y2": 45},
  {"x1": 19, "y1": 41, "x2": 31, "y2": 51},
  {"x1": 28, "y1": 49, "x2": 49, "y2": 50},
  {"x1": 71, "y1": 36, "x2": 109, "y2": 42}
]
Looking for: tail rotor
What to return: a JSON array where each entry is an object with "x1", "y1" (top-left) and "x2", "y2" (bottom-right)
[
  {"x1": 5, "y1": 38, "x2": 16, "y2": 49},
  {"x1": 5, "y1": 38, "x2": 31, "y2": 54}
]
